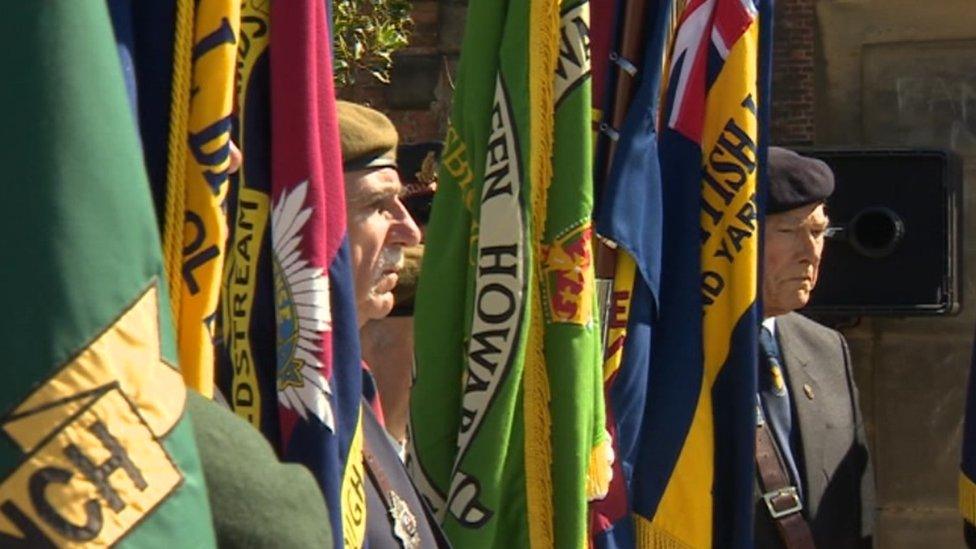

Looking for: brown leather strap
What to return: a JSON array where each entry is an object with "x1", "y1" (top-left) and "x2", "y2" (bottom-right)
[
  {"x1": 362, "y1": 411, "x2": 453, "y2": 548},
  {"x1": 756, "y1": 413, "x2": 816, "y2": 549},
  {"x1": 362, "y1": 438, "x2": 395, "y2": 506}
]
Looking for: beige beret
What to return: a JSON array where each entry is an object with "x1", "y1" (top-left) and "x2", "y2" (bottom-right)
[{"x1": 336, "y1": 101, "x2": 398, "y2": 171}]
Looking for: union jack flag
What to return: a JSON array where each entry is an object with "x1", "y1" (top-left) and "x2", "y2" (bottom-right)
[{"x1": 666, "y1": 0, "x2": 758, "y2": 141}]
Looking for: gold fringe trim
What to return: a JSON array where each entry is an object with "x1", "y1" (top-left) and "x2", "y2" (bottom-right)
[
  {"x1": 585, "y1": 437, "x2": 615, "y2": 501},
  {"x1": 524, "y1": 0, "x2": 560, "y2": 547},
  {"x1": 161, "y1": 0, "x2": 194, "y2": 328},
  {"x1": 634, "y1": 517, "x2": 695, "y2": 549},
  {"x1": 960, "y1": 472, "x2": 976, "y2": 525}
]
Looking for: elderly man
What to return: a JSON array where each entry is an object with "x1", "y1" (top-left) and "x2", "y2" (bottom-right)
[
  {"x1": 754, "y1": 147, "x2": 875, "y2": 548},
  {"x1": 339, "y1": 103, "x2": 423, "y2": 327},
  {"x1": 360, "y1": 141, "x2": 439, "y2": 454},
  {"x1": 337, "y1": 101, "x2": 446, "y2": 548}
]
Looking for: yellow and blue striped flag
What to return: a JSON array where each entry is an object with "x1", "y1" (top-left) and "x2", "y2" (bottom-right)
[{"x1": 628, "y1": 0, "x2": 770, "y2": 546}]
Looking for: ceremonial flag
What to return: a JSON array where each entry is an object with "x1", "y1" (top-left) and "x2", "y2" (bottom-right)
[
  {"x1": 410, "y1": 0, "x2": 609, "y2": 546},
  {"x1": 628, "y1": 0, "x2": 765, "y2": 546},
  {"x1": 590, "y1": 1, "x2": 672, "y2": 546},
  {"x1": 107, "y1": 0, "x2": 179, "y2": 227},
  {"x1": 219, "y1": 0, "x2": 281, "y2": 457},
  {"x1": 589, "y1": 0, "x2": 619, "y2": 125},
  {"x1": 161, "y1": 0, "x2": 241, "y2": 397},
  {"x1": 271, "y1": 2, "x2": 367, "y2": 547},
  {"x1": 0, "y1": 3, "x2": 215, "y2": 546},
  {"x1": 219, "y1": 1, "x2": 366, "y2": 546}
]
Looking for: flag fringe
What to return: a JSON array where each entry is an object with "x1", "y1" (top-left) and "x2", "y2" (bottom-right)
[
  {"x1": 634, "y1": 519, "x2": 695, "y2": 549},
  {"x1": 585, "y1": 437, "x2": 615, "y2": 501},
  {"x1": 524, "y1": 0, "x2": 559, "y2": 546},
  {"x1": 960, "y1": 473, "x2": 976, "y2": 525},
  {"x1": 162, "y1": 0, "x2": 194, "y2": 328}
]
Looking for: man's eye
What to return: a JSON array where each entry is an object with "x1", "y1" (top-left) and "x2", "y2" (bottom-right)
[{"x1": 373, "y1": 198, "x2": 401, "y2": 215}]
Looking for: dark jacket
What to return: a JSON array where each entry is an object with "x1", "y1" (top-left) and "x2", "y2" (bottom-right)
[
  {"x1": 362, "y1": 400, "x2": 448, "y2": 548},
  {"x1": 186, "y1": 390, "x2": 333, "y2": 548},
  {"x1": 754, "y1": 312, "x2": 875, "y2": 548}
]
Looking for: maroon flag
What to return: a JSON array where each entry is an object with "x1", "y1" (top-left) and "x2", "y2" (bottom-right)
[{"x1": 270, "y1": 2, "x2": 366, "y2": 547}]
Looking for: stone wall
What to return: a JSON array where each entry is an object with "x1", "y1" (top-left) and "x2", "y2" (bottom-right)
[
  {"x1": 815, "y1": 1, "x2": 976, "y2": 546},
  {"x1": 343, "y1": 0, "x2": 820, "y2": 147}
]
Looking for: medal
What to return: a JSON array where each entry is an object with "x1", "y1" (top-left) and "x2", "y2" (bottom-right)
[{"x1": 388, "y1": 490, "x2": 421, "y2": 549}]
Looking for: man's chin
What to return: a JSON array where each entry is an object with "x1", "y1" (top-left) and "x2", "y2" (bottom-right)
[
  {"x1": 359, "y1": 294, "x2": 395, "y2": 323},
  {"x1": 790, "y1": 290, "x2": 811, "y2": 311}
]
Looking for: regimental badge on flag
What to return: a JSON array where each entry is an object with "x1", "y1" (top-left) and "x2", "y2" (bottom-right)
[
  {"x1": 410, "y1": 0, "x2": 609, "y2": 547},
  {"x1": 271, "y1": 2, "x2": 367, "y2": 547},
  {"x1": 0, "y1": 3, "x2": 215, "y2": 546},
  {"x1": 218, "y1": 0, "x2": 365, "y2": 545},
  {"x1": 628, "y1": 0, "x2": 765, "y2": 547},
  {"x1": 163, "y1": 0, "x2": 241, "y2": 398}
]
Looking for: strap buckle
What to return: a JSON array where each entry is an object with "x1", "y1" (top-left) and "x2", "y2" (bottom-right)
[{"x1": 763, "y1": 486, "x2": 803, "y2": 519}]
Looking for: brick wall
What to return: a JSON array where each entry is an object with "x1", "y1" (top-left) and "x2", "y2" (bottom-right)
[
  {"x1": 342, "y1": 0, "x2": 815, "y2": 146},
  {"x1": 336, "y1": 0, "x2": 465, "y2": 144},
  {"x1": 771, "y1": 0, "x2": 816, "y2": 145}
]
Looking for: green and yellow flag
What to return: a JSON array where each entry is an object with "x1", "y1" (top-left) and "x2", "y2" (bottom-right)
[
  {"x1": 0, "y1": 3, "x2": 216, "y2": 547},
  {"x1": 409, "y1": 0, "x2": 610, "y2": 546}
]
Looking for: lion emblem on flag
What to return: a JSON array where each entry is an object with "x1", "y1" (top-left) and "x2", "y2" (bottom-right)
[{"x1": 540, "y1": 221, "x2": 595, "y2": 325}]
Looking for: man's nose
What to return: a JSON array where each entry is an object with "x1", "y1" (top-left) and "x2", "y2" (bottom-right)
[
  {"x1": 799, "y1": 232, "x2": 820, "y2": 263},
  {"x1": 390, "y1": 198, "x2": 422, "y2": 247}
]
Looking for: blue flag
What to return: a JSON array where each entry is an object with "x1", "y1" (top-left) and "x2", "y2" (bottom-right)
[
  {"x1": 590, "y1": 1, "x2": 671, "y2": 547},
  {"x1": 107, "y1": 0, "x2": 178, "y2": 226},
  {"x1": 626, "y1": 0, "x2": 769, "y2": 546}
]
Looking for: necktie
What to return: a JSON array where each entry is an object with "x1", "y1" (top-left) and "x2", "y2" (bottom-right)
[{"x1": 758, "y1": 326, "x2": 804, "y2": 498}]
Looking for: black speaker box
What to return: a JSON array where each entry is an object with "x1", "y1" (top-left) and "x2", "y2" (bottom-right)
[{"x1": 793, "y1": 149, "x2": 962, "y2": 316}]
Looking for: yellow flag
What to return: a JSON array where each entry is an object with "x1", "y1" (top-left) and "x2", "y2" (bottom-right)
[{"x1": 163, "y1": 0, "x2": 241, "y2": 397}]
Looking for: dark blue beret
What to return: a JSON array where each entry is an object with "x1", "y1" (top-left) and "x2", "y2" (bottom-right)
[{"x1": 767, "y1": 147, "x2": 835, "y2": 214}]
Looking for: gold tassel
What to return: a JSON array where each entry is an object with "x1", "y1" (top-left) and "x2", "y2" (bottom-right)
[
  {"x1": 524, "y1": 0, "x2": 560, "y2": 546},
  {"x1": 586, "y1": 438, "x2": 615, "y2": 501},
  {"x1": 161, "y1": 0, "x2": 194, "y2": 326}
]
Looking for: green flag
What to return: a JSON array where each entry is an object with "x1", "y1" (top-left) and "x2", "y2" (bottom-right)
[
  {"x1": 409, "y1": 0, "x2": 609, "y2": 546},
  {"x1": 0, "y1": 4, "x2": 216, "y2": 547}
]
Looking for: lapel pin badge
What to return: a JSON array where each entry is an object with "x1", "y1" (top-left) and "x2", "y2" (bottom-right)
[{"x1": 803, "y1": 383, "x2": 815, "y2": 400}]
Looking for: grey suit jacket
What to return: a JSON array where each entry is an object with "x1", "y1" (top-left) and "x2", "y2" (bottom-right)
[{"x1": 754, "y1": 312, "x2": 875, "y2": 548}]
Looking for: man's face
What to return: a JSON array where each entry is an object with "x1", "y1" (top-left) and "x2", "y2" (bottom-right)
[
  {"x1": 763, "y1": 202, "x2": 829, "y2": 317},
  {"x1": 345, "y1": 167, "x2": 422, "y2": 326}
]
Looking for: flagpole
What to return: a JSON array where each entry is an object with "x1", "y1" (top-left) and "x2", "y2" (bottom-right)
[{"x1": 594, "y1": 0, "x2": 661, "y2": 349}]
